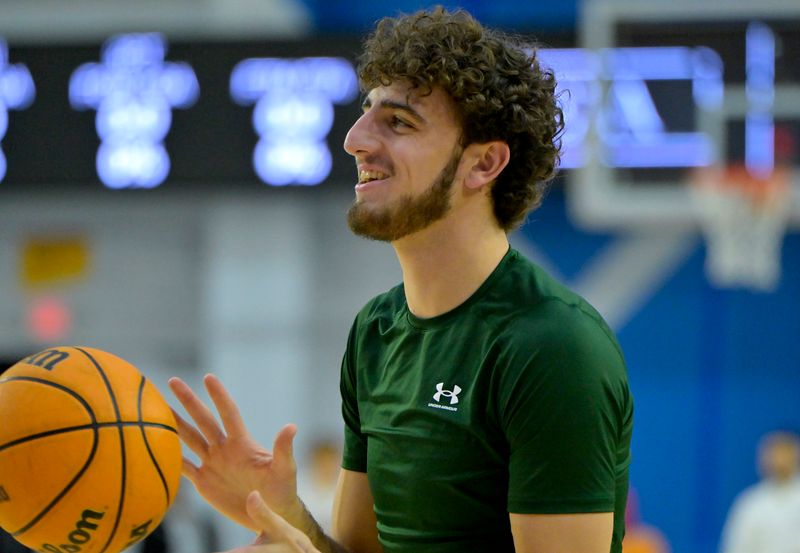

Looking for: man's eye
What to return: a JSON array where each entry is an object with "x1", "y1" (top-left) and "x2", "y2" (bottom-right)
[{"x1": 391, "y1": 116, "x2": 412, "y2": 129}]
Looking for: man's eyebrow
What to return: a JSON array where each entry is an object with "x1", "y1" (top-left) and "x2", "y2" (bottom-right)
[{"x1": 361, "y1": 97, "x2": 426, "y2": 123}]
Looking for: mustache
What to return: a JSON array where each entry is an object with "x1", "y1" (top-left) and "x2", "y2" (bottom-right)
[{"x1": 357, "y1": 155, "x2": 394, "y2": 174}]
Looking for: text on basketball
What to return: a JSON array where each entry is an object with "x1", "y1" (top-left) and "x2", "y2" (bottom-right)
[
  {"x1": 39, "y1": 508, "x2": 105, "y2": 553},
  {"x1": 24, "y1": 349, "x2": 70, "y2": 371}
]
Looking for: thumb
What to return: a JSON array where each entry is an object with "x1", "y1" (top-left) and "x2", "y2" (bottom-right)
[
  {"x1": 272, "y1": 423, "x2": 297, "y2": 471},
  {"x1": 246, "y1": 491, "x2": 307, "y2": 551},
  {"x1": 246, "y1": 491, "x2": 286, "y2": 536}
]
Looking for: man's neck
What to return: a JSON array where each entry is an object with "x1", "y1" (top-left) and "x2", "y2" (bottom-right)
[{"x1": 392, "y1": 213, "x2": 509, "y2": 319}]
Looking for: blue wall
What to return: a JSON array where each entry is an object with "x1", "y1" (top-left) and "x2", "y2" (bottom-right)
[
  {"x1": 518, "y1": 187, "x2": 800, "y2": 553},
  {"x1": 301, "y1": 0, "x2": 577, "y2": 33}
]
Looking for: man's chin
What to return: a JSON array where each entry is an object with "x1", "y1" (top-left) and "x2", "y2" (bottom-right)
[
  {"x1": 346, "y1": 168, "x2": 454, "y2": 242},
  {"x1": 346, "y1": 204, "x2": 395, "y2": 242}
]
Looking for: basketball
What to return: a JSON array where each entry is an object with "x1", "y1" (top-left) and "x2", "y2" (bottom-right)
[{"x1": 0, "y1": 346, "x2": 182, "y2": 553}]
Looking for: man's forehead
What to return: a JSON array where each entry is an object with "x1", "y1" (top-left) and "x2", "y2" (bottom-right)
[{"x1": 365, "y1": 82, "x2": 445, "y2": 109}]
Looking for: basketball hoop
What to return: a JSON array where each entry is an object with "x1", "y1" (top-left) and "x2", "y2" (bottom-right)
[{"x1": 690, "y1": 165, "x2": 790, "y2": 291}]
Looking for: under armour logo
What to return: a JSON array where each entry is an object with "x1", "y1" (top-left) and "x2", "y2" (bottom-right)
[{"x1": 433, "y1": 382, "x2": 461, "y2": 405}]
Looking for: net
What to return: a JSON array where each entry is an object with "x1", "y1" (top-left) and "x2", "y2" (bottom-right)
[{"x1": 690, "y1": 165, "x2": 790, "y2": 291}]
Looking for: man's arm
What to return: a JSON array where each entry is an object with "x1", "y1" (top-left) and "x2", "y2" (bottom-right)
[
  {"x1": 330, "y1": 470, "x2": 381, "y2": 553},
  {"x1": 217, "y1": 471, "x2": 380, "y2": 553},
  {"x1": 510, "y1": 512, "x2": 613, "y2": 553},
  {"x1": 217, "y1": 486, "x2": 378, "y2": 553},
  {"x1": 288, "y1": 469, "x2": 379, "y2": 553}
]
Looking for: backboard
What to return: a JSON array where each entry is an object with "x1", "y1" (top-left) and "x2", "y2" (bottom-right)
[{"x1": 555, "y1": 0, "x2": 800, "y2": 231}]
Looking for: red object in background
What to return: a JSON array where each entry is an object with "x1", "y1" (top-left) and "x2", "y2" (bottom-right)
[{"x1": 26, "y1": 296, "x2": 72, "y2": 342}]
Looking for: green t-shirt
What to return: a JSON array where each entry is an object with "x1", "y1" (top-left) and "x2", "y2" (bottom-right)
[{"x1": 341, "y1": 248, "x2": 633, "y2": 552}]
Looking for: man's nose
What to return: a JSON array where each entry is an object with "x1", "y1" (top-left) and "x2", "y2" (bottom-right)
[{"x1": 343, "y1": 112, "x2": 378, "y2": 157}]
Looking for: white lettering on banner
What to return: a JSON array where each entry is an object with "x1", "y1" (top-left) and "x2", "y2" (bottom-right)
[
  {"x1": 230, "y1": 57, "x2": 358, "y2": 186},
  {"x1": 69, "y1": 33, "x2": 199, "y2": 189},
  {"x1": 0, "y1": 38, "x2": 36, "y2": 182}
]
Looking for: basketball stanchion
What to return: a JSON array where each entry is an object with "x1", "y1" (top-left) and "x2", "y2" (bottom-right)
[{"x1": 690, "y1": 165, "x2": 791, "y2": 291}]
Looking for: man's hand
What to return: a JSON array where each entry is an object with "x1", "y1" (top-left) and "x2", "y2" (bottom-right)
[
  {"x1": 216, "y1": 492, "x2": 322, "y2": 553},
  {"x1": 169, "y1": 375, "x2": 302, "y2": 531}
]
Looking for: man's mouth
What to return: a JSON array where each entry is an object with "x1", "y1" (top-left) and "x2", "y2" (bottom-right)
[{"x1": 358, "y1": 170, "x2": 390, "y2": 184}]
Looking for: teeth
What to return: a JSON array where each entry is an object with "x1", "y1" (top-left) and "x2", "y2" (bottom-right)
[{"x1": 358, "y1": 170, "x2": 389, "y2": 184}]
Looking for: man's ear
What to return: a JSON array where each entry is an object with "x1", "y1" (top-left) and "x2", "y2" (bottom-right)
[{"x1": 462, "y1": 141, "x2": 510, "y2": 190}]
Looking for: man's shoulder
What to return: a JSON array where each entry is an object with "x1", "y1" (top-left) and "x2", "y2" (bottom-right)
[
  {"x1": 354, "y1": 282, "x2": 406, "y2": 324},
  {"x1": 493, "y1": 250, "x2": 588, "y2": 309},
  {"x1": 489, "y1": 250, "x2": 617, "y2": 343},
  {"x1": 731, "y1": 481, "x2": 781, "y2": 510}
]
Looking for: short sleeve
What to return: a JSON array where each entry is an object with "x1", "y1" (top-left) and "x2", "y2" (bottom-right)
[
  {"x1": 499, "y1": 299, "x2": 633, "y2": 514},
  {"x1": 340, "y1": 320, "x2": 368, "y2": 472}
]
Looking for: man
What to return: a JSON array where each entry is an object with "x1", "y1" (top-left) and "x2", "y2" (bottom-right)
[
  {"x1": 169, "y1": 7, "x2": 633, "y2": 553},
  {"x1": 720, "y1": 430, "x2": 800, "y2": 553}
]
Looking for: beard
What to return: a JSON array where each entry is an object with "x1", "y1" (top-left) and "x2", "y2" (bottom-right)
[{"x1": 346, "y1": 148, "x2": 463, "y2": 242}]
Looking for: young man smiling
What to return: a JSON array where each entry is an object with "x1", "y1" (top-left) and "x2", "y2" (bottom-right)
[{"x1": 169, "y1": 7, "x2": 633, "y2": 553}]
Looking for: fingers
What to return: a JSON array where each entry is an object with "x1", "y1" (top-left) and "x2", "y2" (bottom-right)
[
  {"x1": 168, "y1": 406, "x2": 208, "y2": 485},
  {"x1": 246, "y1": 492, "x2": 312, "y2": 552},
  {"x1": 272, "y1": 424, "x2": 297, "y2": 474},
  {"x1": 246, "y1": 491, "x2": 284, "y2": 536},
  {"x1": 170, "y1": 407, "x2": 210, "y2": 456},
  {"x1": 203, "y1": 374, "x2": 250, "y2": 438},
  {"x1": 169, "y1": 376, "x2": 226, "y2": 444},
  {"x1": 182, "y1": 458, "x2": 200, "y2": 482}
]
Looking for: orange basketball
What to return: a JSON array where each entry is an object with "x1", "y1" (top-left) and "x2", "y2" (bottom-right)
[{"x1": 0, "y1": 346, "x2": 182, "y2": 553}]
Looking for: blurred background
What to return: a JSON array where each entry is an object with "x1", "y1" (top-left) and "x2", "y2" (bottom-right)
[{"x1": 0, "y1": 0, "x2": 798, "y2": 552}]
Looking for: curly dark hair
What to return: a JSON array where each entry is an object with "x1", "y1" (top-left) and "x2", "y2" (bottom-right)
[{"x1": 357, "y1": 6, "x2": 563, "y2": 231}]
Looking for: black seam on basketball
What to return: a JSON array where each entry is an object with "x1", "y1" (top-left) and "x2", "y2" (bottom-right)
[
  {"x1": 12, "y1": 433, "x2": 100, "y2": 537},
  {"x1": 137, "y1": 376, "x2": 172, "y2": 506},
  {"x1": 74, "y1": 348, "x2": 126, "y2": 553},
  {"x1": 0, "y1": 374, "x2": 102, "y2": 537},
  {"x1": 0, "y1": 422, "x2": 178, "y2": 453},
  {"x1": 10, "y1": 411, "x2": 100, "y2": 535},
  {"x1": 0, "y1": 424, "x2": 96, "y2": 454},
  {"x1": 0, "y1": 376, "x2": 97, "y2": 422}
]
